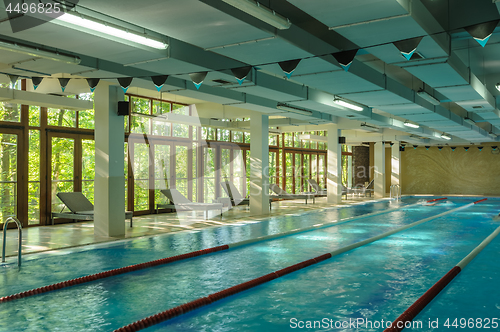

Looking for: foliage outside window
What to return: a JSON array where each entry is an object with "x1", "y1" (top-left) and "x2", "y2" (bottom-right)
[{"x1": 48, "y1": 108, "x2": 76, "y2": 127}]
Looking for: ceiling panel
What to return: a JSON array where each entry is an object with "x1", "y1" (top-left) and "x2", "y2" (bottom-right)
[
  {"x1": 292, "y1": 70, "x2": 384, "y2": 95},
  {"x1": 341, "y1": 89, "x2": 411, "y2": 106},
  {"x1": 404, "y1": 63, "x2": 469, "y2": 88},
  {"x1": 228, "y1": 85, "x2": 304, "y2": 102},
  {"x1": 376, "y1": 103, "x2": 431, "y2": 115},
  {"x1": 288, "y1": 0, "x2": 407, "y2": 29},
  {"x1": 404, "y1": 113, "x2": 448, "y2": 121},
  {"x1": 333, "y1": 16, "x2": 424, "y2": 48},
  {"x1": 210, "y1": 38, "x2": 313, "y2": 65},
  {"x1": 436, "y1": 85, "x2": 483, "y2": 102},
  {"x1": 455, "y1": 99, "x2": 495, "y2": 113}
]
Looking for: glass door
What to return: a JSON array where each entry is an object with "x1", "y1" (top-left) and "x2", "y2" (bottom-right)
[
  {"x1": 174, "y1": 144, "x2": 190, "y2": 199},
  {"x1": 0, "y1": 130, "x2": 20, "y2": 226},
  {"x1": 50, "y1": 136, "x2": 75, "y2": 214},
  {"x1": 153, "y1": 142, "x2": 171, "y2": 210},
  {"x1": 131, "y1": 140, "x2": 151, "y2": 213}
]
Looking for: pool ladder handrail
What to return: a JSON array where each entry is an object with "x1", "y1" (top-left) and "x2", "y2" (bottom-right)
[
  {"x1": 2, "y1": 217, "x2": 22, "y2": 267},
  {"x1": 390, "y1": 184, "x2": 401, "y2": 200}
]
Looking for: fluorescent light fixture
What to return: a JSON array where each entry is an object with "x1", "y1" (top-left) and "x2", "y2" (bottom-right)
[
  {"x1": 417, "y1": 89, "x2": 440, "y2": 105},
  {"x1": 441, "y1": 134, "x2": 451, "y2": 140},
  {"x1": 334, "y1": 97, "x2": 364, "y2": 111},
  {"x1": 57, "y1": 12, "x2": 168, "y2": 49},
  {"x1": 403, "y1": 121, "x2": 420, "y2": 129},
  {"x1": 221, "y1": 0, "x2": 291, "y2": 29},
  {"x1": 276, "y1": 103, "x2": 312, "y2": 115},
  {"x1": 463, "y1": 117, "x2": 476, "y2": 125},
  {"x1": 0, "y1": 39, "x2": 80, "y2": 64},
  {"x1": 496, "y1": 83, "x2": 500, "y2": 92}
]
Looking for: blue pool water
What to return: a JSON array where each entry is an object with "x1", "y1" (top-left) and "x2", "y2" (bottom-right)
[{"x1": 0, "y1": 197, "x2": 499, "y2": 331}]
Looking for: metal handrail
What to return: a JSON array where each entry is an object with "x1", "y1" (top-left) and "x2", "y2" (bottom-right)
[
  {"x1": 2, "y1": 217, "x2": 22, "y2": 267},
  {"x1": 390, "y1": 184, "x2": 401, "y2": 200}
]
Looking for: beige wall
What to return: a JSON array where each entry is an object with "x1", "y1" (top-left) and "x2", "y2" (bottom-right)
[
  {"x1": 401, "y1": 144, "x2": 500, "y2": 196},
  {"x1": 368, "y1": 144, "x2": 392, "y2": 194}
]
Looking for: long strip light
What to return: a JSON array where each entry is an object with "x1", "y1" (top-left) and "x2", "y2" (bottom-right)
[
  {"x1": 276, "y1": 103, "x2": 312, "y2": 115},
  {"x1": 0, "y1": 39, "x2": 80, "y2": 64},
  {"x1": 221, "y1": 0, "x2": 291, "y2": 30},
  {"x1": 441, "y1": 134, "x2": 451, "y2": 140},
  {"x1": 417, "y1": 89, "x2": 440, "y2": 105},
  {"x1": 403, "y1": 121, "x2": 420, "y2": 129},
  {"x1": 56, "y1": 12, "x2": 168, "y2": 49},
  {"x1": 334, "y1": 97, "x2": 364, "y2": 111}
]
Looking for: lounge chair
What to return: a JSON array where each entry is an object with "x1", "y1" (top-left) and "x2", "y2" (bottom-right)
[
  {"x1": 51, "y1": 192, "x2": 133, "y2": 227},
  {"x1": 348, "y1": 179, "x2": 374, "y2": 197},
  {"x1": 308, "y1": 179, "x2": 347, "y2": 199},
  {"x1": 269, "y1": 183, "x2": 315, "y2": 204},
  {"x1": 220, "y1": 181, "x2": 249, "y2": 207},
  {"x1": 157, "y1": 189, "x2": 223, "y2": 219},
  {"x1": 220, "y1": 181, "x2": 273, "y2": 209},
  {"x1": 307, "y1": 179, "x2": 327, "y2": 196}
]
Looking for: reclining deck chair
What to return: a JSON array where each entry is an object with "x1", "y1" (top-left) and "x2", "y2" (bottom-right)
[
  {"x1": 157, "y1": 189, "x2": 223, "y2": 219},
  {"x1": 307, "y1": 179, "x2": 347, "y2": 199},
  {"x1": 51, "y1": 192, "x2": 133, "y2": 227},
  {"x1": 220, "y1": 181, "x2": 273, "y2": 209},
  {"x1": 269, "y1": 183, "x2": 315, "y2": 204}
]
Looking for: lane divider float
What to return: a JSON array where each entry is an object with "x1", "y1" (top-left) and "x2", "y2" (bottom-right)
[
  {"x1": 426, "y1": 197, "x2": 447, "y2": 203},
  {"x1": 0, "y1": 199, "x2": 426, "y2": 303},
  {"x1": 385, "y1": 219, "x2": 499, "y2": 332},
  {"x1": 113, "y1": 198, "x2": 485, "y2": 332}
]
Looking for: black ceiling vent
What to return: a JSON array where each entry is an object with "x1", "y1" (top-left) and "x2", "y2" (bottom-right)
[
  {"x1": 346, "y1": 114, "x2": 356, "y2": 118},
  {"x1": 212, "y1": 79, "x2": 232, "y2": 85},
  {"x1": 472, "y1": 105, "x2": 483, "y2": 109}
]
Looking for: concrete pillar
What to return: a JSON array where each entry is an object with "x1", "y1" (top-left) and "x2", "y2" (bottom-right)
[
  {"x1": 94, "y1": 85, "x2": 126, "y2": 237},
  {"x1": 374, "y1": 141, "x2": 386, "y2": 198},
  {"x1": 327, "y1": 125, "x2": 342, "y2": 204},
  {"x1": 391, "y1": 142, "x2": 401, "y2": 186},
  {"x1": 249, "y1": 111, "x2": 270, "y2": 215}
]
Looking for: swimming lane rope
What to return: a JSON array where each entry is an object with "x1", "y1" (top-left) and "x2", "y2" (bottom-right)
[
  {"x1": 385, "y1": 214, "x2": 499, "y2": 331},
  {"x1": 113, "y1": 198, "x2": 482, "y2": 332},
  {"x1": 0, "y1": 199, "x2": 431, "y2": 303}
]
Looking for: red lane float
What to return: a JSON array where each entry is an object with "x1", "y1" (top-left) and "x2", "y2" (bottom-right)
[
  {"x1": 384, "y1": 266, "x2": 461, "y2": 332},
  {"x1": 384, "y1": 221, "x2": 500, "y2": 332},
  {"x1": 426, "y1": 197, "x2": 447, "y2": 203},
  {"x1": 0, "y1": 244, "x2": 229, "y2": 303},
  {"x1": 114, "y1": 253, "x2": 333, "y2": 332},
  {"x1": 474, "y1": 198, "x2": 488, "y2": 204},
  {"x1": 1, "y1": 201, "x2": 422, "y2": 303}
]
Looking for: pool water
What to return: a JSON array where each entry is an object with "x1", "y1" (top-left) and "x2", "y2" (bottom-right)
[{"x1": 0, "y1": 197, "x2": 499, "y2": 331}]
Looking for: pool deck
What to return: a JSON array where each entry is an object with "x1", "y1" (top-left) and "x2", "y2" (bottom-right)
[{"x1": 1, "y1": 196, "x2": 380, "y2": 259}]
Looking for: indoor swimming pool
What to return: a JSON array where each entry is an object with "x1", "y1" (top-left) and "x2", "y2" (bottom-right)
[{"x1": 0, "y1": 196, "x2": 499, "y2": 331}]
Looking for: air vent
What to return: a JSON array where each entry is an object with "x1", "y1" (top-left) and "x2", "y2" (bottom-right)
[
  {"x1": 212, "y1": 79, "x2": 232, "y2": 85},
  {"x1": 346, "y1": 115, "x2": 356, "y2": 118},
  {"x1": 472, "y1": 105, "x2": 483, "y2": 109}
]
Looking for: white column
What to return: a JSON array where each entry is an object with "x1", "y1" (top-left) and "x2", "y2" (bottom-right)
[
  {"x1": 391, "y1": 142, "x2": 401, "y2": 186},
  {"x1": 327, "y1": 125, "x2": 342, "y2": 204},
  {"x1": 374, "y1": 141, "x2": 386, "y2": 198},
  {"x1": 94, "y1": 85, "x2": 126, "y2": 237},
  {"x1": 249, "y1": 111, "x2": 270, "y2": 215}
]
